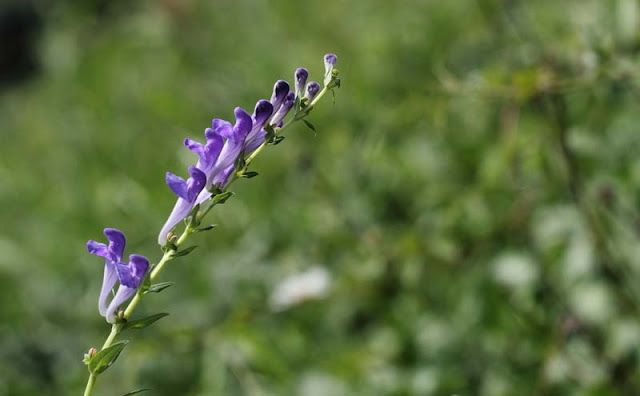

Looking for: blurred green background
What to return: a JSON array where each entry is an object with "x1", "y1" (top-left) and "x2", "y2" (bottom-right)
[{"x1": 3, "y1": 0, "x2": 640, "y2": 394}]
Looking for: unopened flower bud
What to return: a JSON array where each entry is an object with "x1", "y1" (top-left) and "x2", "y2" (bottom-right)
[
  {"x1": 304, "y1": 82, "x2": 320, "y2": 102},
  {"x1": 323, "y1": 53, "x2": 337, "y2": 86},
  {"x1": 270, "y1": 80, "x2": 290, "y2": 114},
  {"x1": 295, "y1": 68, "x2": 308, "y2": 98},
  {"x1": 271, "y1": 91, "x2": 295, "y2": 125}
]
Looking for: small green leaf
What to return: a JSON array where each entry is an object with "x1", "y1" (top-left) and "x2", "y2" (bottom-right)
[
  {"x1": 195, "y1": 224, "x2": 217, "y2": 233},
  {"x1": 121, "y1": 313, "x2": 169, "y2": 332},
  {"x1": 122, "y1": 389, "x2": 151, "y2": 396},
  {"x1": 303, "y1": 119, "x2": 317, "y2": 135},
  {"x1": 271, "y1": 136, "x2": 285, "y2": 145},
  {"x1": 144, "y1": 282, "x2": 175, "y2": 294},
  {"x1": 172, "y1": 245, "x2": 198, "y2": 257},
  {"x1": 88, "y1": 340, "x2": 129, "y2": 374},
  {"x1": 241, "y1": 171, "x2": 259, "y2": 179}
]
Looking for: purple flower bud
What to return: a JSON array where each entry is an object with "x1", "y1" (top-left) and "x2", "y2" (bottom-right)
[
  {"x1": 295, "y1": 67, "x2": 308, "y2": 98},
  {"x1": 87, "y1": 229, "x2": 149, "y2": 322},
  {"x1": 304, "y1": 82, "x2": 320, "y2": 102},
  {"x1": 323, "y1": 53, "x2": 337, "y2": 85},
  {"x1": 270, "y1": 80, "x2": 290, "y2": 114},
  {"x1": 270, "y1": 91, "x2": 295, "y2": 125}
]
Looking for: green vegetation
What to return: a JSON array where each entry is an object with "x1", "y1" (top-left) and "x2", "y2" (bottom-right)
[{"x1": 2, "y1": 0, "x2": 640, "y2": 394}]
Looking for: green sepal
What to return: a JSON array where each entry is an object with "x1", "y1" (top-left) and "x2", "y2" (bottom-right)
[
  {"x1": 271, "y1": 136, "x2": 285, "y2": 145},
  {"x1": 293, "y1": 96, "x2": 301, "y2": 116},
  {"x1": 264, "y1": 125, "x2": 276, "y2": 142},
  {"x1": 195, "y1": 224, "x2": 217, "y2": 233},
  {"x1": 302, "y1": 119, "x2": 317, "y2": 135},
  {"x1": 241, "y1": 171, "x2": 259, "y2": 179},
  {"x1": 172, "y1": 245, "x2": 198, "y2": 257},
  {"x1": 140, "y1": 272, "x2": 151, "y2": 293},
  {"x1": 211, "y1": 191, "x2": 233, "y2": 205},
  {"x1": 122, "y1": 389, "x2": 151, "y2": 395},
  {"x1": 234, "y1": 151, "x2": 246, "y2": 171},
  {"x1": 121, "y1": 313, "x2": 169, "y2": 332},
  {"x1": 88, "y1": 340, "x2": 129, "y2": 374},
  {"x1": 185, "y1": 203, "x2": 202, "y2": 228},
  {"x1": 144, "y1": 282, "x2": 175, "y2": 294}
]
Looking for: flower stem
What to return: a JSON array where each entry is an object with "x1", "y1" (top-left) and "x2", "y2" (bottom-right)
[
  {"x1": 83, "y1": 374, "x2": 97, "y2": 396},
  {"x1": 83, "y1": 82, "x2": 336, "y2": 396}
]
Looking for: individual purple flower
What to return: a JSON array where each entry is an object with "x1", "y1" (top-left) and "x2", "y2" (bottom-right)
[
  {"x1": 157, "y1": 166, "x2": 207, "y2": 245},
  {"x1": 87, "y1": 228, "x2": 126, "y2": 317},
  {"x1": 323, "y1": 53, "x2": 337, "y2": 85},
  {"x1": 271, "y1": 91, "x2": 295, "y2": 125},
  {"x1": 106, "y1": 254, "x2": 149, "y2": 323},
  {"x1": 87, "y1": 229, "x2": 150, "y2": 323},
  {"x1": 270, "y1": 80, "x2": 290, "y2": 115},
  {"x1": 295, "y1": 67, "x2": 308, "y2": 98},
  {"x1": 304, "y1": 82, "x2": 320, "y2": 102},
  {"x1": 193, "y1": 107, "x2": 253, "y2": 205}
]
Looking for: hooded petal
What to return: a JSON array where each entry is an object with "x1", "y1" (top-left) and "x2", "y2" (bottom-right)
[
  {"x1": 116, "y1": 254, "x2": 149, "y2": 288},
  {"x1": 246, "y1": 100, "x2": 273, "y2": 144},
  {"x1": 104, "y1": 228, "x2": 126, "y2": 262},
  {"x1": 186, "y1": 166, "x2": 206, "y2": 202}
]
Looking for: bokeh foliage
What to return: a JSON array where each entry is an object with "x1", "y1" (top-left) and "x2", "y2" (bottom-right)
[{"x1": 2, "y1": 0, "x2": 640, "y2": 394}]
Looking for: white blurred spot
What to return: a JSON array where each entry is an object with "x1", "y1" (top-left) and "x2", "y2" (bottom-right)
[{"x1": 270, "y1": 266, "x2": 331, "y2": 311}]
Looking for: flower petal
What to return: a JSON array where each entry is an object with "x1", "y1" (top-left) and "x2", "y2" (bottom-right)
[
  {"x1": 98, "y1": 262, "x2": 118, "y2": 317},
  {"x1": 104, "y1": 228, "x2": 126, "y2": 261},
  {"x1": 295, "y1": 67, "x2": 308, "y2": 98},
  {"x1": 105, "y1": 285, "x2": 136, "y2": 323},
  {"x1": 158, "y1": 198, "x2": 194, "y2": 245},
  {"x1": 271, "y1": 92, "x2": 295, "y2": 125},
  {"x1": 87, "y1": 240, "x2": 108, "y2": 258},
  {"x1": 166, "y1": 172, "x2": 189, "y2": 200},
  {"x1": 187, "y1": 166, "x2": 207, "y2": 202},
  {"x1": 304, "y1": 81, "x2": 320, "y2": 102},
  {"x1": 270, "y1": 80, "x2": 290, "y2": 114}
]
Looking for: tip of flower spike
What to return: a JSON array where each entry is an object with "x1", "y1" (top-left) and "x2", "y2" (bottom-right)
[{"x1": 324, "y1": 53, "x2": 337, "y2": 65}]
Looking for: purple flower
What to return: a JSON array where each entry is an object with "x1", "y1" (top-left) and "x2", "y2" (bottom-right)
[
  {"x1": 295, "y1": 67, "x2": 308, "y2": 98},
  {"x1": 304, "y1": 82, "x2": 320, "y2": 102},
  {"x1": 157, "y1": 166, "x2": 207, "y2": 245},
  {"x1": 270, "y1": 80, "x2": 290, "y2": 115},
  {"x1": 323, "y1": 53, "x2": 337, "y2": 85},
  {"x1": 87, "y1": 229, "x2": 150, "y2": 323},
  {"x1": 244, "y1": 99, "x2": 274, "y2": 155},
  {"x1": 271, "y1": 92, "x2": 295, "y2": 125},
  {"x1": 192, "y1": 107, "x2": 253, "y2": 205}
]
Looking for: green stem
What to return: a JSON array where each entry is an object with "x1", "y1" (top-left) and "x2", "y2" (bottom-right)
[
  {"x1": 83, "y1": 82, "x2": 335, "y2": 396},
  {"x1": 83, "y1": 374, "x2": 96, "y2": 396}
]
